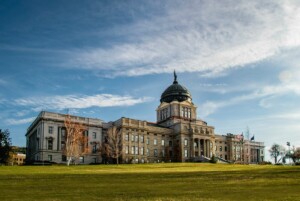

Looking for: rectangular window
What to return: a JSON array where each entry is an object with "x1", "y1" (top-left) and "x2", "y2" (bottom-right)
[
  {"x1": 125, "y1": 134, "x2": 129, "y2": 141},
  {"x1": 61, "y1": 129, "x2": 66, "y2": 140},
  {"x1": 48, "y1": 140, "x2": 53, "y2": 150},
  {"x1": 62, "y1": 155, "x2": 67, "y2": 162},
  {"x1": 220, "y1": 146, "x2": 222, "y2": 151},
  {"x1": 184, "y1": 139, "x2": 188, "y2": 146},
  {"x1": 146, "y1": 137, "x2": 150, "y2": 145},
  {"x1": 135, "y1": 146, "x2": 139, "y2": 155},
  {"x1": 161, "y1": 139, "x2": 165, "y2": 146},
  {"x1": 92, "y1": 132, "x2": 97, "y2": 139},
  {"x1": 225, "y1": 155, "x2": 228, "y2": 160},
  {"x1": 147, "y1": 148, "x2": 150, "y2": 156},
  {"x1": 61, "y1": 142, "x2": 65, "y2": 150},
  {"x1": 154, "y1": 149, "x2": 158, "y2": 157},
  {"x1": 135, "y1": 135, "x2": 139, "y2": 142},
  {"x1": 79, "y1": 156, "x2": 84, "y2": 163},
  {"x1": 184, "y1": 149, "x2": 188, "y2": 157},
  {"x1": 225, "y1": 146, "x2": 227, "y2": 152},
  {"x1": 169, "y1": 141, "x2": 172, "y2": 147},
  {"x1": 48, "y1": 126, "x2": 53, "y2": 134},
  {"x1": 140, "y1": 135, "x2": 144, "y2": 143},
  {"x1": 140, "y1": 147, "x2": 144, "y2": 155},
  {"x1": 125, "y1": 146, "x2": 129, "y2": 154},
  {"x1": 131, "y1": 134, "x2": 134, "y2": 142},
  {"x1": 162, "y1": 149, "x2": 165, "y2": 157},
  {"x1": 92, "y1": 145, "x2": 97, "y2": 153},
  {"x1": 131, "y1": 146, "x2": 135, "y2": 154},
  {"x1": 154, "y1": 139, "x2": 157, "y2": 145},
  {"x1": 48, "y1": 155, "x2": 52, "y2": 161}
]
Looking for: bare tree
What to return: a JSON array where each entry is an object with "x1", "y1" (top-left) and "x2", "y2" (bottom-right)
[
  {"x1": 104, "y1": 126, "x2": 122, "y2": 165},
  {"x1": 64, "y1": 114, "x2": 89, "y2": 166},
  {"x1": 269, "y1": 144, "x2": 285, "y2": 164}
]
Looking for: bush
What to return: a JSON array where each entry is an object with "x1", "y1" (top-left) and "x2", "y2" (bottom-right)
[
  {"x1": 210, "y1": 155, "x2": 217, "y2": 163},
  {"x1": 258, "y1": 161, "x2": 272, "y2": 165},
  {"x1": 295, "y1": 162, "x2": 300, "y2": 166}
]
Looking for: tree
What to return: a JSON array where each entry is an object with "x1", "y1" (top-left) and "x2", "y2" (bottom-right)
[
  {"x1": 104, "y1": 125, "x2": 122, "y2": 165},
  {"x1": 0, "y1": 129, "x2": 12, "y2": 165},
  {"x1": 64, "y1": 115, "x2": 89, "y2": 166},
  {"x1": 289, "y1": 147, "x2": 300, "y2": 163},
  {"x1": 269, "y1": 144, "x2": 285, "y2": 164}
]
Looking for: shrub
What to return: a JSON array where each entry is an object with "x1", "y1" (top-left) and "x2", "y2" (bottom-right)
[
  {"x1": 210, "y1": 155, "x2": 217, "y2": 163},
  {"x1": 258, "y1": 161, "x2": 272, "y2": 165}
]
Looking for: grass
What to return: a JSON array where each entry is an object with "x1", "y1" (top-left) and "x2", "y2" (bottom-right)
[{"x1": 0, "y1": 163, "x2": 300, "y2": 201}]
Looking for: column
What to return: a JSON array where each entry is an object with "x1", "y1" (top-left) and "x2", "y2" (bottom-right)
[
  {"x1": 198, "y1": 139, "x2": 200, "y2": 156},
  {"x1": 204, "y1": 139, "x2": 207, "y2": 157},
  {"x1": 191, "y1": 138, "x2": 195, "y2": 158}
]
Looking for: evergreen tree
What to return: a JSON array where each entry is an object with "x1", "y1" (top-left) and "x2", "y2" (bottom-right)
[{"x1": 0, "y1": 129, "x2": 12, "y2": 164}]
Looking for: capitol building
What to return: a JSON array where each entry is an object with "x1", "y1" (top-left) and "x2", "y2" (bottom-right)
[{"x1": 26, "y1": 73, "x2": 264, "y2": 164}]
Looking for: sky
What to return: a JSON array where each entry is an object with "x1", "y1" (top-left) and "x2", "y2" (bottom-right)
[{"x1": 0, "y1": 0, "x2": 300, "y2": 161}]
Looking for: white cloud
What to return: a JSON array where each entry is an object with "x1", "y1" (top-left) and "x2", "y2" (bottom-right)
[
  {"x1": 14, "y1": 94, "x2": 152, "y2": 111},
  {"x1": 69, "y1": 0, "x2": 300, "y2": 77},
  {"x1": 5, "y1": 117, "x2": 35, "y2": 125},
  {"x1": 199, "y1": 70, "x2": 300, "y2": 117}
]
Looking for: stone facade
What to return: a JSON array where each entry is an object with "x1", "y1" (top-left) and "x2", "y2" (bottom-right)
[{"x1": 26, "y1": 73, "x2": 264, "y2": 164}]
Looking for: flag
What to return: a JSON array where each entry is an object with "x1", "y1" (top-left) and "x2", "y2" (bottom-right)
[
  {"x1": 236, "y1": 134, "x2": 244, "y2": 141},
  {"x1": 250, "y1": 135, "x2": 254, "y2": 141}
]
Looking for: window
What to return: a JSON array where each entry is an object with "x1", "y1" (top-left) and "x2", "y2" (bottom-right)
[
  {"x1": 146, "y1": 138, "x2": 150, "y2": 145},
  {"x1": 48, "y1": 139, "x2": 53, "y2": 150},
  {"x1": 125, "y1": 146, "x2": 129, "y2": 154},
  {"x1": 92, "y1": 145, "x2": 97, "y2": 153},
  {"x1": 125, "y1": 134, "x2": 129, "y2": 141},
  {"x1": 131, "y1": 134, "x2": 134, "y2": 142},
  {"x1": 184, "y1": 139, "x2": 188, "y2": 146},
  {"x1": 225, "y1": 155, "x2": 228, "y2": 160},
  {"x1": 135, "y1": 135, "x2": 139, "y2": 142},
  {"x1": 48, "y1": 126, "x2": 53, "y2": 134},
  {"x1": 92, "y1": 132, "x2": 97, "y2": 139},
  {"x1": 184, "y1": 149, "x2": 188, "y2": 157},
  {"x1": 131, "y1": 146, "x2": 135, "y2": 154},
  {"x1": 169, "y1": 141, "x2": 172, "y2": 147},
  {"x1": 62, "y1": 155, "x2": 67, "y2": 162},
  {"x1": 140, "y1": 147, "x2": 144, "y2": 155},
  {"x1": 135, "y1": 146, "x2": 139, "y2": 155},
  {"x1": 162, "y1": 149, "x2": 165, "y2": 157},
  {"x1": 79, "y1": 156, "x2": 84, "y2": 163},
  {"x1": 61, "y1": 129, "x2": 66, "y2": 139},
  {"x1": 140, "y1": 135, "x2": 144, "y2": 143},
  {"x1": 225, "y1": 146, "x2": 227, "y2": 152},
  {"x1": 154, "y1": 149, "x2": 158, "y2": 157},
  {"x1": 220, "y1": 146, "x2": 222, "y2": 151},
  {"x1": 48, "y1": 155, "x2": 52, "y2": 161},
  {"x1": 154, "y1": 139, "x2": 157, "y2": 145},
  {"x1": 147, "y1": 148, "x2": 150, "y2": 156},
  {"x1": 161, "y1": 139, "x2": 165, "y2": 146},
  {"x1": 61, "y1": 142, "x2": 65, "y2": 150}
]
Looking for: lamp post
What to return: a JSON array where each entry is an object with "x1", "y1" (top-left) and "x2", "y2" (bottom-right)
[{"x1": 287, "y1": 142, "x2": 291, "y2": 164}]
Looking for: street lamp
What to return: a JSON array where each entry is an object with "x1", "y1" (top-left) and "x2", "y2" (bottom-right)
[{"x1": 287, "y1": 142, "x2": 291, "y2": 164}]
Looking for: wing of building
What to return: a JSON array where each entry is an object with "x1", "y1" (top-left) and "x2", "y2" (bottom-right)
[{"x1": 26, "y1": 72, "x2": 264, "y2": 164}]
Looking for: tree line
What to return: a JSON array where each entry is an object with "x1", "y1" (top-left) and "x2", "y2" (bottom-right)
[{"x1": 269, "y1": 143, "x2": 300, "y2": 164}]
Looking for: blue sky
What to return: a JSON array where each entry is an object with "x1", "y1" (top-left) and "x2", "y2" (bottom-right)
[{"x1": 1, "y1": 0, "x2": 300, "y2": 159}]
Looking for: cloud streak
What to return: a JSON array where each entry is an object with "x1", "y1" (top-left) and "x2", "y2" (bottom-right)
[
  {"x1": 5, "y1": 117, "x2": 36, "y2": 125},
  {"x1": 199, "y1": 70, "x2": 300, "y2": 117},
  {"x1": 69, "y1": 0, "x2": 300, "y2": 77},
  {"x1": 14, "y1": 94, "x2": 152, "y2": 111}
]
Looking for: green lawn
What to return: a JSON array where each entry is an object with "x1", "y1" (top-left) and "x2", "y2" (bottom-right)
[{"x1": 0, "y1": 163, "x2": 299, "y2": 201}]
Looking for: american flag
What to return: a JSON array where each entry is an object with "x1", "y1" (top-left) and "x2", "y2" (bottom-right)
[{"x1": 235, "y1": 133, "x2": 244, "y2": 141}]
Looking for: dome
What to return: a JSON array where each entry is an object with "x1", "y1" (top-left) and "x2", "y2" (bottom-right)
[{"x1": 160, "y1": 71, "x2": 192, "y2": 103}]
